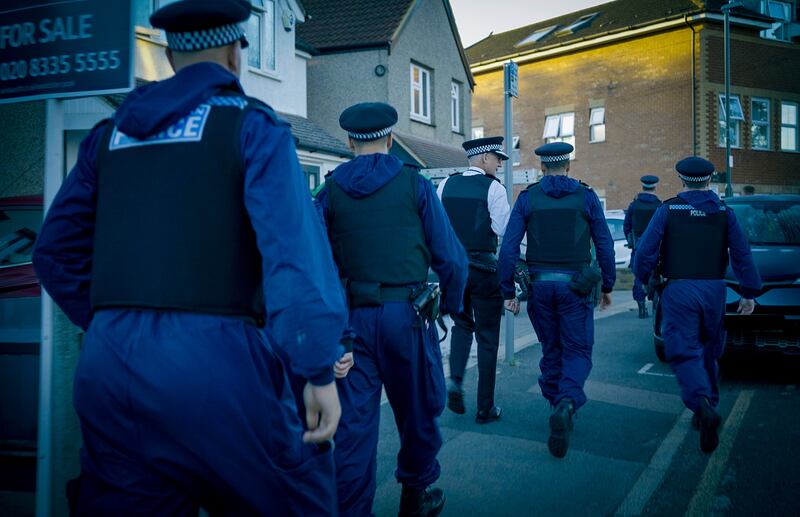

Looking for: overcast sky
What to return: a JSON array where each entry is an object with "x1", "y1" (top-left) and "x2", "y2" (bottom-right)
[{"x1": 451, "y1": 0, "x2": 613, "y2": 47}]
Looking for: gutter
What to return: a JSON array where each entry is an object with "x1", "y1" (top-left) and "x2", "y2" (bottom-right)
[{"x1": 470, "y1": 13, "x2": 772, "y2": 74}]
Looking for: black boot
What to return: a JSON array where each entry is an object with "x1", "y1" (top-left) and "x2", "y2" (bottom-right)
[
  {"x1": 548, "y1": 398, "x2": 574, "y2": 458},
  {"x1": 398, "y1": 486, "x2": 446, "y2": 517},
  {"x1": 699, "y1": 398, "x2": 722, "y2": 453},
  {"x1": 637, "y1": 300, "x2": 649, "y2": 318},
  {"x1": 447, "y1": 379, "x2": 465, "y2": 415}
]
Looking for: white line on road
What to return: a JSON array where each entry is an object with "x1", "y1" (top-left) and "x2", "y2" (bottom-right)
[
  {"x1": 615, "y1": 409, "x2": 693, "y2": 516},
  {"x1": 638, "y1": 363, "x2": 675, "y2": 378},
  {"x1": 684, "y1": 390, "x2": 755, "y2": 517}
]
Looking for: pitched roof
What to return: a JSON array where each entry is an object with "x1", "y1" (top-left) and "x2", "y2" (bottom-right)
[
  {"x1": 393, "y1": 132, "x2": 467, "y2": 169},
  {"x1": 466, "y1": 0, "x2": 769, "y2": 67},
  {"x1": 281, "y1": 112, "x2": 353, "y2": 157},
  {"x1": 298, "y1": 0, "x2": 414, "y2": 51}
]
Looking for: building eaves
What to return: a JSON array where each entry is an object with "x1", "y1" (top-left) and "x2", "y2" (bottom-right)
[
  {"x1": 281, "y1": 112, "x2": 353, "y2": 158},
  {"x1": 393, "y1": 132, "x2": 467, "y2": 169},
  {"x1": 466, "y1": 0, "x2": 768, "y2": 68}
]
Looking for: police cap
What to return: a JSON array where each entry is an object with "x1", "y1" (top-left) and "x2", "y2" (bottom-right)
[
  {"x1": 675, "y1": 156, "x2": 715, "y2": 183},
  {"x1": 150, "y1": 0, "x2": 251, "y2": 52},
  {"x1": 534, "y1": 142, "x2": 573, "y2": 163},
  {"x1": 462, "y1": 136, "x2": 509, "y2": 160},
  {"x1": 339, "y1": 102, "x2": 398, "y2": 141},
  {"x1": 640, "y1": 175, "x2": 660, "y2": 187}
]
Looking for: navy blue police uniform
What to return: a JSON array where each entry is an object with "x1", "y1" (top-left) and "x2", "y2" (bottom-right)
[
  {"x1": 623, "y1": 175, "x2": 662, "y2": 315},
  {"x1": 437, "y1": 136, "x2": 511, "y2": 423},
  {"x1": 498, "y1": 142, "x2": 616, "y2": 458},
  {"x1": 315, "y1": 103, "x2": 468, "y2": 517},
  {"x1": 634, "y1": 157, "x2": 761, "y2": 453},
  {"x1": 32, "y1": 1, "x2": 348, "y2": 514}
]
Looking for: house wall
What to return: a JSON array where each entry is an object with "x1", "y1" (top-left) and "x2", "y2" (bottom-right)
[
  {"x1": 700, "y1": 27, "x2": 800, "y2": 193},
  {"x1": 0, "y1": 102, "x2": 45, "y2": 198},
  {"x1": 388, "y1": 0, "x2": 472, "y2": 146},
  {"x1": 472, "y1": 28, "x2": 694, "y2": 209},
  {"x1": 305, "y1": 48, "x2": 390, "y2": 141}
]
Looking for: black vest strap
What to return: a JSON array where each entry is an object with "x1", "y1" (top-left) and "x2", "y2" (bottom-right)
[
  {"x1": 630, "y1": 195, "x2": 661, "y2": 238},
  {"x1": 441, "y1": 172, "x2": 497, "y2": 252},
  {"x1": 524, "y1": 182, "x2": 591, "y2": 270},
  {"x1": 328, "y1": 165, "x2": 430, "y2": 285},
  {"x1": 660, "y1": 197, "x2": 728, "y2": 279},
  {"x1": 91, "y1": 91, "x2": 265, "y2": 323}
]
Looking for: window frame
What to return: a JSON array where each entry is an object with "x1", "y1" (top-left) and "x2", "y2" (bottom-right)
[
  {"x1": 471, "y1": 126, "x2": 484, "y2": 139},
  {"x1": 515, "y1": 25, "x2": 558, "y2": 46},
  {"x1": 542, "y1": 112, "x2": 576, "y2": 159},
  {"x1": 718, "y1": 94, "x2": 744, "y2": 149},
  {"x1": 247, "y1": 0, "x2": 277, "y2": 74},
  {"x1": 555, "y1": 13, "x2": 599, "y2": 36},
  {"x1": 450, "y1": 81, "x2": 461, "y2": 133},
  {"x1": 760, "y1": 0, "x2": 793, "y2": 41},
  {"x1": 781, "y1": 100, "x2": 799, "y2": 152},
  {"x1": 750, "y1": 97, "x2": 771, "y2": 151},
  {"x1": 410, "y1": 62, "x2": 432, "y2": 124},
  {"x1": 589, "y1": 107, "x2": 606, "y2": 143}
]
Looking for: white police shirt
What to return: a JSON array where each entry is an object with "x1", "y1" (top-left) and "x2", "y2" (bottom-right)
[{"x1": 436, "y1": 166, "x2": 511, "y2": 237}]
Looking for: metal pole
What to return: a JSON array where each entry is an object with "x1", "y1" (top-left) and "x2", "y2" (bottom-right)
[
  {"x1": 503, "y1": 66, "x2": 515, "y2": 365},
  {"x1": 722, "y1": 2, "x2": 740, "y2": 197},
  {"x1": 36, "y1": 98, "x2": 64, "y2": 517}
]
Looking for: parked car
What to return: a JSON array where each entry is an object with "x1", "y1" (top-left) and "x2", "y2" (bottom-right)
[
  {"x1": 604, "y1": 209, "x2": 631, "y2": 269},
  {"x1": 0, "y1": 195, "x2": 42, "y2": 491},
  {"x1": 654, "y1": 195, "x2": 800, "y2": 361}
]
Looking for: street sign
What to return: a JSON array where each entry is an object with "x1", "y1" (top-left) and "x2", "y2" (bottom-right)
[
  {"x1": 504, "y1": 61, "x2": 518, "y2": 98},
  {"x1": 0, "y1": 0, "x2": 133, "y2": 105}
]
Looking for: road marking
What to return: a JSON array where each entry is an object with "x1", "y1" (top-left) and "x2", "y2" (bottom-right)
[
  {"x1": 684, "y1": 390, "x2": 754, "y2": 517},
  {"x1": 638, "y1": 363, "x2": 675, "y2": 378},
  {"x1": 615, "y1": 409, "x2": 693, "y2": 516},
  {"x1": 528, "y1": 380, "x2": 683, "y2": 415}
]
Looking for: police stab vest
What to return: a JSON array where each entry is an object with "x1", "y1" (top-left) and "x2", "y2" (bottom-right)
[
  {"x1": 327, "y1": 165, "x2": 430, "y2": 285},
  {"x1": 91, "y1": 92, "x2": 265, "y2": 322},
  {"x1": 441, "y1": 172, "x2": 498, "y2": 252},
  {"x1": 525, "y1": 182, "x2": 592, "y2": 270},
  {"x1": 630, "y1": 194, "x2": 661, "y2": 238},
  {"x1": 659, "y1": 197, "x2": 728, "y2": 279}
]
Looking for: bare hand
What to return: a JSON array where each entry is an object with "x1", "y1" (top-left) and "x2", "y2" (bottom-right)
[
  {"x1": 737, "y1": 298, "x2": 755, "y2": 315},
  {"x1": 334, "y1": 352, "x2": 354, "y2": 379},
  {"x1": 504, "y1": 298, "x2": 520, "y2": 315},
  {"x1": 302, "y1": 381, "x2": 341, "y2": 443},
  {"x1": 599, "y1": 292, "x2": 612, "y2": 310}
]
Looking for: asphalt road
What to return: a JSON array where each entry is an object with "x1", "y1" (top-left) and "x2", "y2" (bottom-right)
[{"x1": 371, "y1": 302, "x2": 800, "y2": 516}]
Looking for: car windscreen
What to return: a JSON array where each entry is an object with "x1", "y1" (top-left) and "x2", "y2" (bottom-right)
[
  {"x1": 0, "y1": 208, "x2": 42, "y2": 267},
  {"x1": 606, "y1": 218, "x2": 625, "y2": 241},
  {"x1": 728, "y1": 201, "x2": 800, "y2": 245}
]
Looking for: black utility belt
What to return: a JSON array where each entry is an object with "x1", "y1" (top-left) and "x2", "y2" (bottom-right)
[
  {"x1": 343, "y1": 280, "x2": 413, "y2": 308},
  {"x1": 530, "y1": 272, "x2": 574, "y2": 282},
  {"x1": 530, "y1": 265, "x2": 601, "y2": 297},
  {"x1": 467, "y1": 251, "x2": 498, "y2": 273}
]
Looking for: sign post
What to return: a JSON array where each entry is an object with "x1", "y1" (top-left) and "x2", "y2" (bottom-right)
[{"x1": 503, "y1": 61, "x2": 517, "y2": 365}]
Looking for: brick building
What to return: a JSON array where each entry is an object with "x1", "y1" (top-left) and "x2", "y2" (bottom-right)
[{"x1": 467, "y1": 0, "x2": 800, "y2": 208}]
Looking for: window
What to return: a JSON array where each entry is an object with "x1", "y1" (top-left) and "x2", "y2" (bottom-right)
[
  {"x1": 555, "y1": 13, "x2": 599, "y2": 36},
  {"x1": 589, "y1": 107, "x2": 605, "y2": 143},
  {"x1": 248, "y1": 0, "x2": 276, "y2": 72},
  {"x1": 515, "y1": 25, "x2": 557, "y2": 46},
  {"x1": 751, "y1": 98, "x2": 771, "y2": 150},
  {"x1": 542, "y1": 112, "x2": 576, "y2": 158},
  {"x1": 410, "y1": 63, "x2": 431, "y2": 123},
  {"x1": 781, "y1": 101, "x2": 799, "y2": 151},
  {"x1": 301, "y1": 163, "x2": 321, "y2": 191},
  {"x1": 133, "y1": 0, "x2": 181, "y2": 29},
  {"x1": 471, "y1": 126, "x2": 484, "y2": 139},
  {"x1": 718, "y1": 94, "x2": 744, "y2": 148},
  {"x1": 761, "y1": 1, "x2": 793, "y2": 40},
  {"x1": 512, "y1": 135, "x2": 521, "y2": 166},
  {"x1": 451, "y1": 81, "x2": 461, "y2": 132}
]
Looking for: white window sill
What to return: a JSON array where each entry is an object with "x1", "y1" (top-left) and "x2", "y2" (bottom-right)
[
  {"x1": 248, "y1": 67, "x2": 280, "y2": 81},
  {"x1": 410, "y1": 114, "x2": 432, "y2": 125}
]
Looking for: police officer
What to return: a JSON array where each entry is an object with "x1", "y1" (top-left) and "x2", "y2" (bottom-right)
[
  {"x1": 623, "y1": 175, "x2": 662, "y2": 318},
  {"x1": 32, "y1": 1, "x2": 348, "y2": 514},
  {"x1": 315, "y1": 103, "x2": 468, "y2": 516},
  {"x1": 633, "y1": 157, "x2": 761, "y2": 453},
  {"x1": 436, "y1": 136, "x2": 510, "y2": 423},
  {"x1": 498, "y1": 142, "x2": 616, "y2": 459}
]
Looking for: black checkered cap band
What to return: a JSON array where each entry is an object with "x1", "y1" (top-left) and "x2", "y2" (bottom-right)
[
  {"x1": 347, "y1": 125, "x2": 394, "y2": 141},
  {"x1": 677, "y1": 173, "x2": 712, "y2": 182},
  {"x1": 466, "y1": 143, "x2": 504, "y2": 157},
  {"x1": 540, "y1": 153, "x2": 571, "y2": 163},
  {"x1": 166, "y1": 23, "x2": 244, "y2": 52}
]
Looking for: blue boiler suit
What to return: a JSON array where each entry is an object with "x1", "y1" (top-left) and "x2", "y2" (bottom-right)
[
  {"x1": 633, "y1": 190, "x2": 761, "y2": 412},
  {"x1": 316, "y1": 154, "x2": 468, "y2": 517},
  {"x1": 498, "y1": 175, "x2": 616, "y2": 410},
  {"x1": 624, "y1": 192, "x2": 661, "y2": 301},
  {"x1": 32, "y1": 63, "x2": 348, "y2": 515}
]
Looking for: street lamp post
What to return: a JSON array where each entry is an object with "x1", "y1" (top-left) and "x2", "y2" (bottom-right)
[{"x1": 722, "y1": 1, "x2": 742, "y2": 198}]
